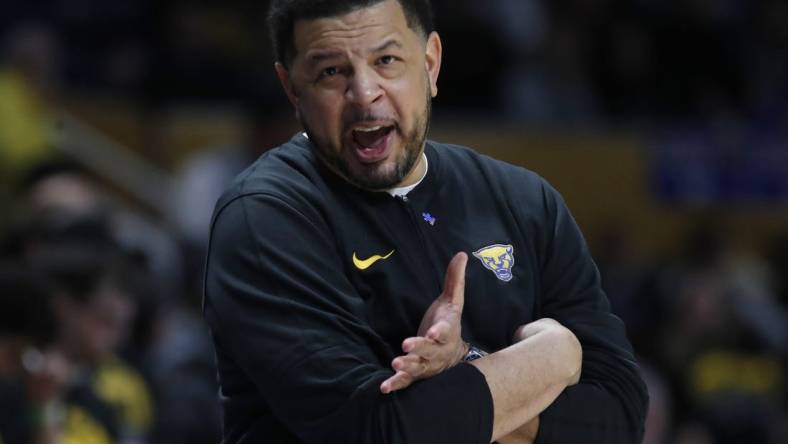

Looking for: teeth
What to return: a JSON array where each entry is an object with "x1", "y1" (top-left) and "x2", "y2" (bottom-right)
[{"x1": 354, "y1": 126, "x2": 382, "y2": 132}]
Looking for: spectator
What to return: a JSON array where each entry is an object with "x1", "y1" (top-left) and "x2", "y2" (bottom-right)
[{"x1": 31, "y1": 244, "x2": 154, "y2": 443}]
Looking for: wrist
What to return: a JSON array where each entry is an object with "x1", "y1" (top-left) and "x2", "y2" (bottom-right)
[
  {"x1": 461, "y1": 343, "x2": 488, "y2": 362},
  {"x1": 454, "y1": 341, "x2": 470, "y2": 366}
]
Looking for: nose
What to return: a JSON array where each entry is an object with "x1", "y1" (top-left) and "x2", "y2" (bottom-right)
[{"x1": 345, "y1": 65, "x2": 383, "y2": 107}]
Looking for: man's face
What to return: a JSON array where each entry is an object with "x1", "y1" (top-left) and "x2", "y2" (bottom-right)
[
  {"x1": 57, "y1": 280, "x2": 135, "y2": 364},
  {"x1": 276, "y1": 0, "x2": 442, "y2": 190}
]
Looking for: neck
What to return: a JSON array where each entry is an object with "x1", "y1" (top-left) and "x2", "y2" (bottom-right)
[{"x1": 395, "y1": 148, "x2": 427, "y2": 188}]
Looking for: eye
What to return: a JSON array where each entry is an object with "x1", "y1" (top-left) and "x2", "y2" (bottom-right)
[
  {"x1": 320, "y1": 66, "x2": 339, "y2": 78},
  {"x1": 378, "y1": 55, "x2": 397, "y2": 65}
]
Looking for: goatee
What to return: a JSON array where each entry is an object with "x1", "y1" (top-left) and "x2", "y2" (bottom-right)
[{"x1": 304, "y1": 88, "x2": 432, "y2": 191}]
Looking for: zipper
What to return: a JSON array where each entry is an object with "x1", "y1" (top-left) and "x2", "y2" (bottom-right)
[{"x1": 396, "y1": 195, "x2": 444, "y2": 291}]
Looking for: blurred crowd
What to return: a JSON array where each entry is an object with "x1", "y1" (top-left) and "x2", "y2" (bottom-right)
[
  {"x1": 1, "y1": 0, "x2": 787, "y2": 123},
  {"x1": 594, "y1": 220, "x2": 788, "y2": 443},
  {"x1": 1, "y1": 1, "x2": 787, "y2": 444},
  {"x1": 0, "y1": 159, "x2": 221, "y2": 444}
]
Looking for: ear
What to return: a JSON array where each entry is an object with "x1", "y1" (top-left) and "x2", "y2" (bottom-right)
[
  {"x1": 424, "y1": 32, "x2": 442, "y2": 98},
  {"x1": 275, "y1": 62, "x2": 300, "y2": 110}
]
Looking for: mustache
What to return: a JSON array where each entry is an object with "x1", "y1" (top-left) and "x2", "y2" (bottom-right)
[{"x1": 344, "y1": 112, "x2": 398, "y2": 128}]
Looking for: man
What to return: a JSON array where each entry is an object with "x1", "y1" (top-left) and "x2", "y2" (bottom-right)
[{"x1": 203, "y1": 0, "x2": 648, "y2": 443}]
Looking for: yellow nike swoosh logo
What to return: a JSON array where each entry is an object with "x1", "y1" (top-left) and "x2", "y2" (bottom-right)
[{"x1": 352, "y1": 250, "x2": 395, "y2": 270}]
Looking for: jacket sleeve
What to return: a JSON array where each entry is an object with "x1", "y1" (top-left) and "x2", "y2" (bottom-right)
[
  {"x1": 532, "y1": 180, "x2": 649, "y2": 444},
  {"x1": 203, "y1": 193, "x2": 493, "y2": 444}
]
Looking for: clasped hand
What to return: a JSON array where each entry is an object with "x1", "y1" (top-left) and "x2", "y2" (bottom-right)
[{"x1": 380, "y1": 252, "x2": 469, "y2": 394}]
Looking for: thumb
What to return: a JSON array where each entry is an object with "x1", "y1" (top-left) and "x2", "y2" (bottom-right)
[{"x1": 442, "y1": 252, "x2": 467, "y2": 308}]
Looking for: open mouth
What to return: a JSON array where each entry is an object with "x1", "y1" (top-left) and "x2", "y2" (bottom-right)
[{"x1": 350, "y1": 125, "x2": 395, "y2": 163}]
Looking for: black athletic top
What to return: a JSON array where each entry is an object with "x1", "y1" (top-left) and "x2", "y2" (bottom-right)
[{"x1": 203, "y1": 133, "x2": 648, "y2": 444}]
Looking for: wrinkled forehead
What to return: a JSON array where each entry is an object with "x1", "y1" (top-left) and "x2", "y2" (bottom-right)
[{"x1": 291, "y1": 0, "x2": 417, "y2": 62}]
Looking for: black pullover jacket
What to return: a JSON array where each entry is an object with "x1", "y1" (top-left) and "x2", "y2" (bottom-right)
[{"x1": 203, "y1": 133, "x2": 648, "y2": 443}]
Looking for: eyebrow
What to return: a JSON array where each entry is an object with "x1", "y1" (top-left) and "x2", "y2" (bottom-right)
[
  {"x1": 371, "y1": 39, "x2": 403, "y2": 54},
  {"x1": 304, "y1": 39, "x2": 403, "y2": 66},
  {"x1": 306, "y1": 51, "x2": 344, "y2": 65}
]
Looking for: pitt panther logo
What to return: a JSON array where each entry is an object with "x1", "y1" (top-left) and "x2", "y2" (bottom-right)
[{"x1": 473, "y1": 244, "x2": 515, "y2": 282}]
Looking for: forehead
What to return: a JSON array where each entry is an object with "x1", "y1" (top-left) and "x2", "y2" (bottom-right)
[{"x1": 292, "y1": 0, "x2": 418, "y2": 59}]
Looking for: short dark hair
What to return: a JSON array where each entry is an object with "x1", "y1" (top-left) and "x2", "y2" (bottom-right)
[
  {"x1": 268, "y1": 0, "x2": 434, "y2": 68},
  {"x1": 29, "y1": 243, "x2": 136, "y2": 305}
]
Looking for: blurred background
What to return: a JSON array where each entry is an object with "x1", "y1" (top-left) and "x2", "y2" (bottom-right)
[{"x1": 0, "y1": 0, "x2": 786, "y2": 443}]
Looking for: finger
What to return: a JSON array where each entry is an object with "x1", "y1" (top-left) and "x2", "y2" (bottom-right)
[
  {"x1": 402, "y1": 336, "x2": 432, "y2": 353},
  {"x1": 380, "y1": 370, "x2": 413, "y2": 394},
  {"x1": 402, "y1": 336, "x2": 423, "y2": 353},
  {"x1": 402, "y1": 337, "x2": 440, "y2": 360},
  {"x1": 392, "y1": 354, "x2": 428, "y2": 377},
  {"x1": 442, "y1": 252, "x2": 467, "y2": 309}
]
